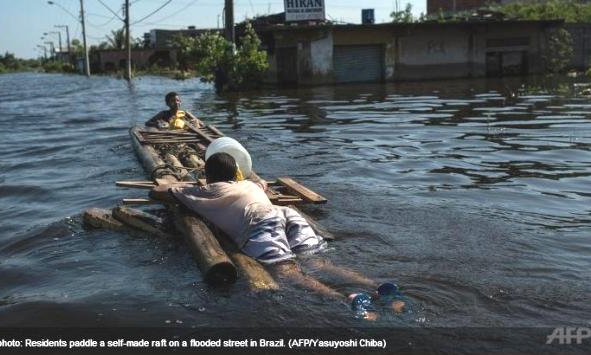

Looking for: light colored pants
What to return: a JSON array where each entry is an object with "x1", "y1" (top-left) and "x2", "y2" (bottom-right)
[{"x1": 242, "y1": 206, "x2": 326, "y2": 264}]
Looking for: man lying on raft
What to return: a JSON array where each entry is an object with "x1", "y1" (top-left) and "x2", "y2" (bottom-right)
[
  {"x1": 145, "y1": 92, "x2": 204, "y2": 129},
  {"x1": 150, "y1": 153, "x2": 405, "y2": 320}
]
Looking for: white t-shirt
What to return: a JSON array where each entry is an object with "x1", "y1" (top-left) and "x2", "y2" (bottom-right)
[{"x1": 170, "y1": 180, "x2": 273, "y2": 247}]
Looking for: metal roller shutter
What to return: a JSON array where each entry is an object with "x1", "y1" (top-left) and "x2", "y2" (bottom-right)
[{"x1": 333, "y1": 45, "x2": 383, "y2": 83}]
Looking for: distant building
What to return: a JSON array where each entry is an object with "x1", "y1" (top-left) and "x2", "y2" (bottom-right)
[
  {"x1": 93, "y1": 26, "x2": 222, "y2": 72},
  {"x1": 93, "y1": 49, "x2": 160, "y2": 72},
  {"x1": 147, "y1": 27, "x2": 220, "y2": 49},
  {"x1": 254, "y1": 20, "x2": 564, "y2": 85}
]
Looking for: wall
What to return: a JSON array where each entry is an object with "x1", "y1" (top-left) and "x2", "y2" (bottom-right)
[
  {"x1": 332, "y1": 27, "x2": 396, "y2": 81},
  {"x1": 395, "y1": 22, "x2": 550, "y2": 80},
  {"x1": 96, "y1": 49, "x2": 157, "y2": 72},
  {"x1": 261, "y1": 21, "x2": 558, "y2": 86},
  {"x1": 396, "y1": 25, "x2": 472, "y2": 80}
]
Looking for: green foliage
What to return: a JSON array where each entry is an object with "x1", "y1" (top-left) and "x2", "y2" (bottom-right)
[
  {"x1": 42, "y1": 60, "x2": 76, "y2": 73},
  {"x1": 489, "y1": 0, "x2": 591, "y2": 22},
  {"x1": 231, "y1": 23, "x2": 269, "y2": 89},
  {"x1": 170, "y1": 23, "x2": 268, "y2": 91},
  {"x1": 71, "y1": 39, "x2": 85, "y2": 57},
  {"x1": 106, "y1": 28, "x2": 125, "y2": 50},
  {"x1": 543, "y1": 28, "x2": 574, "y2": 73},
  {"x1": 0, "y1": 52, "x2": 22, "y2": 71},
  {"x1": 391, "y1": 3, "x2": 414, "y2": 23},
  {"x1": 0, "y1": 52, "x2": 42, "y2": 73}
]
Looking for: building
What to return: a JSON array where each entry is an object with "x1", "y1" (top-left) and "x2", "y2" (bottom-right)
[
  {"x1": 93, "y1": 26, "x2": 222, "y2": 72},
  {"x1": 93, "y1": 49, "x2": 161, "y2": 72},
  {"x1": 256, "y1": 20, "x2": 563, "y2": 86},
  {"x1": 147, "y1": 27, "x2": 220, "y2": 49}
]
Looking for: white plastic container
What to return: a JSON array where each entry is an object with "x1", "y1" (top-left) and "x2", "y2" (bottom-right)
[{"x1": 205, "y1": 137, "x2": 252, "y2": 179}]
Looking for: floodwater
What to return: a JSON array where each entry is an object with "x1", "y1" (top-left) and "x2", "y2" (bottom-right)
[{"x1": 1, "y1": 73, "x2": 590, "y2": 352}]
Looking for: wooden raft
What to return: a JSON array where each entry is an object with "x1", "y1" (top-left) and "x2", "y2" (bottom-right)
[
  {"x1": 132, "y1": 126, "x2": 328, "y2": 206},
  {"x1": 89, "y1": 124, "x2": 333, "y2": 290}
]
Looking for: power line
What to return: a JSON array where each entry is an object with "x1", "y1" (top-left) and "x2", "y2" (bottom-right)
[
  {"x1": 89, "y1": 14, "x2": 120, "y2": 27},
  {"x1": 97, "y1": 0, "x2": 124, "y2": 20},
  {"x1": 143, "y1": 0, "x2": 198, "y2": 24},
  {"x1": 132, "y1": 0, "x2": 174, "y2": 24},
  {"x1": 87, "y1": 34, "x2": 108, "y2": 40},
  {"x1": 87, "y1": 12, "x2": 115, "y2": 19}
]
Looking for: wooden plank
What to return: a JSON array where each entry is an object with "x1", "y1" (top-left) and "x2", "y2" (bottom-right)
[
  {"x1": 121, "y1": 198, "x2": 159, "y2": 205},
  {"x1": 116, "y1": 181, "x2": 200, "y2": 189},
  {"x1": 208, "y1": 125, "x2": 225, "y2": 137},
  {"x1": 141, "y1": 131, "x2": 199, "y2": 136},
  {"x1": 116, "y1": 181, "x2": 155, "y2": 189},
  {"x1": 133, "y1": 128, "x2": 146, "y2": 144},
  {"x1": 184, "y1": 121, "x2": 215, "y2": 143},
  {"x1": 112, "y1": 206, "x2": 173, "y2": 239},
  {"x1": 144, "y1": 139, "x2": 203, "y2": 144},
  {"x1": 276, "y1": 198, "x2": 304, "y2": 206},
  {"x1": 276, "y1": 177, "x2": 327, "y2": 204}
]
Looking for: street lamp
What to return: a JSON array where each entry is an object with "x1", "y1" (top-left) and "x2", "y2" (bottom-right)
[
  {"x1": 44, "y1": 31, "x2": 62, "y2": 53},
  {"x1": 37, "y1": 45, "x2": 48, "y2": 60},
  {"x1": 44, "y1": 41, "x2": 55, "y2": 59},
  {"x1": 55, "y1": 25, "x2": 71, "y2": 62},
  {"x1": 47, "y1": 1, "x2": 79, "y2": 21},
  {"x1": 48, "y1": 0, "x2": 90, "y2": 76}
]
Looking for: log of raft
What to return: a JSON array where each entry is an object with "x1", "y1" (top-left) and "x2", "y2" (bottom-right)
[
  {"x1": 130, "y1": 126, "x2": 237, "y2": 286},
  {"x1": 172, "y1": 206, "x2": 237, "y2": 285}
]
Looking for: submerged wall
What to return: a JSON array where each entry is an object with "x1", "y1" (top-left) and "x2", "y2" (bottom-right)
[{"x1": 261, "y1": 20, "x2": 560, "y2": 86}]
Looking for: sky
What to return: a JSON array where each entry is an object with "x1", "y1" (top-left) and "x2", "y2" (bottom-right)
[{"x1": 0, "y1": 0, "x2": 426, "y2": 59}]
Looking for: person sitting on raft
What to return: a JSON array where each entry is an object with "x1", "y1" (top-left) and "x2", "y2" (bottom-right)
[
  {"x1": 150, "y1": 152, "x2": 405, "y2": 319},
  {"x1": 145, "y1": 91, "x2": 203, "y2": 129}
]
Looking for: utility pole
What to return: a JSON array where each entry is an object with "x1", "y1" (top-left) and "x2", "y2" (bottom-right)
[
  {"x1": 45, "y1": 41, "x2": 55, "y2": 59},
  {"x1": 57, "y1": 32, "x2": 62, "y2": 54},
  {"x1": 56, "y1": 25, "x2": 71, "y2": 64},
  {"x1": 224, "y1": 0, "x2": 234, "y2": 43},
  {"x1": 45, "y1": 31, "x2": 62, "y2": 59},
  {"x1": 37, "y1": 45, "x2": 48, "y2": 60},
  {"x1": 124, "y1": 0, "x2": 132, "y2": 80},
  {"x1": 80, "y1": 0, "x2": 90, "y2": 76}
]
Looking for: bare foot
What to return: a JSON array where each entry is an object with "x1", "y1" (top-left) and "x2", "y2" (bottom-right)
[
  {"x1": 363, "y1": 311, "x2": 378, "y2": 321},
  {"x1": 390, "y1": 300, "x2": 405, "y2": 313}
]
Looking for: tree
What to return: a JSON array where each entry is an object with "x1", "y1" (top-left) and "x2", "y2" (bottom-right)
[
  {"x1": 488, "y1": 0, "x2": 591, "y2": 23},
  {"x1": 169, "y1": 23, "x2": 268, "y2": 91},
  {"x1": 543, "y1": 28, "x2": 574, "y2": 74},
  {"x1": 106, "y1": 28, "x2": 125, "y2": 50},
  {"x1": 391, "y1": 3, "x2": 414, "y2": 23},
  {"x1": 71, "y1": 39, "x2": 85, "y2": 56}
]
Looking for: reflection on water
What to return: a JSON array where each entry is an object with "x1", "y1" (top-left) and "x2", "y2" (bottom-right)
[{"x1": 1, "y1": 74, "x2": 590, "y2": 342}]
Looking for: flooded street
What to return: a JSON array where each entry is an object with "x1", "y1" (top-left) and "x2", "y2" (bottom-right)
[{"x1": 1, "y1": 73, "x2": 590, "y2": 350}]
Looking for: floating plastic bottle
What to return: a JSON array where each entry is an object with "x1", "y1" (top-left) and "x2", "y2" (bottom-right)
[{"x1": 350, "y1": 293, "x2": 374, "y2": 319}]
